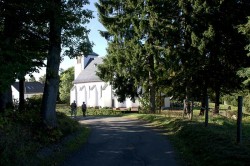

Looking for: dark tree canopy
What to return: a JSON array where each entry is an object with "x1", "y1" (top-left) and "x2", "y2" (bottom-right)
[
  {"x1": 96, "y1": 0, "x2": 250, "y2": 113},
  {"x1": 0, "y1": 0, "x2": 93, "y2": 125}
]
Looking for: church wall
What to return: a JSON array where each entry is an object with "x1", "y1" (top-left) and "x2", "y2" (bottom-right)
[
  {"x1": 70, "y1": 86, "x2": 75, "y2": 104},
  {"x1": 78, "y1": 85, "x2": 87, "y2": 107},
  {"x1": 71, "y1": 82, "x2": 168, "y2": 109},
  {"x1": 71, "y1": 82, "x2": 113, "y2": 108},
  {"x1": 88, "y1": 84, "x2": 97, "y2": 107},
  {"x1": 125, "y1": 98, "x2": 140, "y2": 108},
  {"x1": 100, "y1": 84, "x2": 112, "y2": 108},
  {"x1": 113, "y1": 96, "x2": 126, "y2": 108}
]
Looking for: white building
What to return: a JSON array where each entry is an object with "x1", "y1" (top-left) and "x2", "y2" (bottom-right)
[
  {"x1": 70, "y1": 53, "x2": 140, "y2": 108},
  {"x1": 70, "y1": 53, "x2": 170, "y2": 109}
]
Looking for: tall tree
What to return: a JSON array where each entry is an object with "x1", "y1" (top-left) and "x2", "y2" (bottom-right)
[
  {"x1": 171, "y1": 0, "x2": 250, "y2": 113},
  {"x1": 0, "y1": 0, "x2": 92, "y2": 117},
  {"x1": 0, "y1": 0, "x2": 48, "y2": 112},
  {"x1": 41, "y1": 0, "x2": 61, "y2": 127},
  {"x1": 239, "y1": 16, "x2": 250, "y2": 56},
  {"x1": 41, "y1": 0, "x2": 93, "y2": 127},
  {"x1": 0, "y1": 0, "x2": 22, "y2": 112},
  {"x1": 96, "y1": 0, "x2": 179, "y2": 113}
]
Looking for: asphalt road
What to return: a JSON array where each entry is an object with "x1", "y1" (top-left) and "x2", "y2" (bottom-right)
[{"x1": 61, "y1": 116, "x2": 179, "y2": 166}]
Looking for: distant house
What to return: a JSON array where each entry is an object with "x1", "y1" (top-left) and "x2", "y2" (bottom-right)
[{"x1": 11, "y1": 82, "x2": 44, "y2": 101}]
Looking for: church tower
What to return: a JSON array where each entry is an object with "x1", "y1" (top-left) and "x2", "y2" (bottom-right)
[
  {"x1": 74, "y1": 56, "x2": 83, "y2": 79},
  {"x1": 74, "y1": 52, "x2": 99, "y2": 79}
]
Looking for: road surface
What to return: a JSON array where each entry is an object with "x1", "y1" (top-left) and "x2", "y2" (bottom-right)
[{"x1": 61, "y1": 116, "x2": 179, "y2": 166}]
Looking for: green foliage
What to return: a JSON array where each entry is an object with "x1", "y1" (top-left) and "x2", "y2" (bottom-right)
[
  {"x1": 41, "y1": 0, "x2": 93, "y2": 127},
  {"x1": 0, "y1": 106, "x2": 87, "y2": 166},
  {"x1": 238, "y1": 16, "x2": 250, "y2": 56},
  {"x1": 96, "y1": 0, "x2": 180, "y2": 112},
  {"x1": 173, "y1": 0, "x2": 250, "y2": 103},
  {"x1": 38, "y1": 74, "x2": 46, "y2": 84},
  {"x1": 59, "y1": 67, "x2": 74, "y2": 104},
  {"x1": 96, "y1": 0, "x2": 250, "y2": 114},
  {"x1": 138, "y1": 94, "x2": 150, "y2": 113},
  {"x1": 26, "y1": 95, "x2": 43, "y2": 110},
  {"x1": 222, "y1": 92, "x2": 250, "y2": 112},
  {"x1": 238, "y1": 67, "x2": 250, "y2": 88},
  {"x1": 244, "y1": 94, "x2": 250, "y2": 112},
  {"x1": 56, "y1": 104, "x2": 123, "y2": 116},
  {"x1": 222, "y1": 94, "x2": 238, "y2": 106},
  {"x1": 61, "y1": 1, "x2": 94, "y2": 58},
  {"x1": 85, "y1": 108, "x2": 121, "y2": 116},
  {"x1": 56, "y1": 104, "x2": 72, "y2": 116},
  {"x1": 0, "y1": 0, "x2": 49, "y2": 92}
]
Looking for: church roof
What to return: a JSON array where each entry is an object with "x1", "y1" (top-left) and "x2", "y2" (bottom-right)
[{"x1": 73, "y1": 57, "x2": 103, "y2": 84}]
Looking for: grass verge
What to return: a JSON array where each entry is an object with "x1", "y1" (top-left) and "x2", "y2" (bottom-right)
[
  {"x1": 124, "y1": 113, "x2": 250, "y2": 166},
  {"x1": 37, "y1": 126, "x2": 90, "y2": 166}
]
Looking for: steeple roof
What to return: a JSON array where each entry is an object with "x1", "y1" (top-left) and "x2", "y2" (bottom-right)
[{"x1": 73, "y1": 57, "x2": 103, "y2": 84}]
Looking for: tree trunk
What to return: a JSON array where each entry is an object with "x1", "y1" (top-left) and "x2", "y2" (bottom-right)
[
  {"x1": 148, "y1": 53, "x2": 156, "y2": 114},
  {"x1": 149, "y1": 82, "x2": 156, "y2": 113},
  {"x1": 0, "y1": 86, "x2": 13, "y2": 113},
  {"x1": 41, "y1": 0, "x2": 62, "y2": 128},
  {"x1": 199, "y1": 87, "x2": 207, "y2": 116},
  {"x1": 0, "y1": 92, "x2": 6, "y2": 113},
  {"x1": 18, "y1": 77, "x2": 25, "y2": 111},
  {"x1": 214, "y1": 88, "x2": 220, "y2": 114}
]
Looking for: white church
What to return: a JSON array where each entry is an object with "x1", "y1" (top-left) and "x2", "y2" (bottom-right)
[
  {"x1": 70, "y1": 53, "x2": 170, "y2": 109},
  {"x1": 70, "y1": 52, "x2": 140, "y2": 108}
]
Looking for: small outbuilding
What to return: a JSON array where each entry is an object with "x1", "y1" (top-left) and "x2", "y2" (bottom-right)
[{"x1": 11, "y1": 82, "x2": 44, "y2": 101}]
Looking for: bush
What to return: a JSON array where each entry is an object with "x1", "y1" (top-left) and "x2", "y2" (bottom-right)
[
  {"x1": 0, "y1": 107, "x2": 84, "y2": 165},
  {"x1": 222, "y1": 92, "x2": 250, "y2": 112},
  {"x1": 138, "y1": 94, "x2": 150, "y2": 113},
  {"x1": 26, "y1": 95, "x2": 43, "y2": 110},
  {"x1": 86, "y1": 108, "x2": 122, "y2": 116}
]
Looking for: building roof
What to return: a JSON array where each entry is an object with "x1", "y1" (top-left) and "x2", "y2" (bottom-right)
[
  {"x1": 12, "y1": 82, "x2": 44, "y2": 94},
  {"x1": 88, "y1": 52, "x2": 99, "y2": 57},
  {"x1": 73, "y1": 57, "x2": 103, "y2": 84}
]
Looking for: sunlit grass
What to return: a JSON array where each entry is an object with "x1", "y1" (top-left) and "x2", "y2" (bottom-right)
[
  {"x1": 124, "y1": 111, "x2": 250, "y2": 166},
  {"x1": 56, "y1": 104, "x2": 123, "y2": 116}
]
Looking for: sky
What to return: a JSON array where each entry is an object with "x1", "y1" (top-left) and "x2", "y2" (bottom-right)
[{"x1": 32, "y1": 0, "x2": 107, "y2": 79}]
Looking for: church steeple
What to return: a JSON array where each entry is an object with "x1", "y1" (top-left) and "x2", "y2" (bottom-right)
[{"x1": 74, "y1": 52, "x2": 99, "y2": 79}]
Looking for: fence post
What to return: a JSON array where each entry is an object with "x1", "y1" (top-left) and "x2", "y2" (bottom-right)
[
  {"x1": 205, "y1": 95, "x2": 209, "y2": 127},
  {"x1": 237, "y1": 96, "x2": 243, "y2": 144}
]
